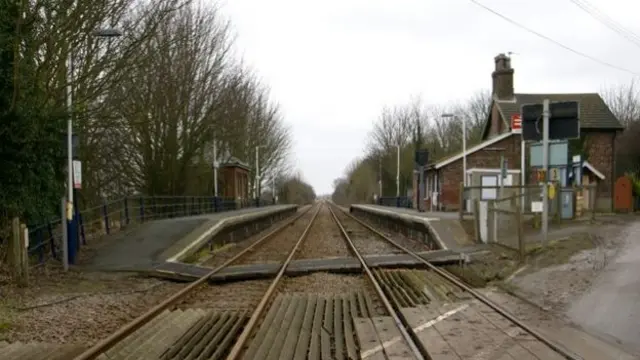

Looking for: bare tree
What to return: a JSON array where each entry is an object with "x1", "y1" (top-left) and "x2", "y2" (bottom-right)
[{"x1": 602, "y1": 80, "x2": 640, "y2": 175}]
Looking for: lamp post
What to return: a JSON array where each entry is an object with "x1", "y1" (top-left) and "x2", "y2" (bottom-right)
[
  {"x1": 396, "y1": 144, "x2": 400, "y2": 207},
  {"x1": 64, "y1": 27, "x2": 122, "y2": 270},
  {"x1": 254, "y1": 145, "x2": 264, "y2": 206},
  {"x1": 442, "y1": 113, "x2": 466, "y2": 210}
]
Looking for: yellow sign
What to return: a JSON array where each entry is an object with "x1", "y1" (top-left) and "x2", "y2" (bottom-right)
[
  {"x1": 66, "y1": 201, "x2": 74, "y2": 221},
  {"x1": 548, "y1": 183, "x2": 556, "y2": 200}
]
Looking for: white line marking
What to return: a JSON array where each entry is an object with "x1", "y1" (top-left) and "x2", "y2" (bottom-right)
[{"x1": 360, "y1": 304, "x2": 469, "y2": 359}]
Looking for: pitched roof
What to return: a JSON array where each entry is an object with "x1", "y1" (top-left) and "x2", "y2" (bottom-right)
[
  {"x1": 482, "y1": 93, "x2": 624, "y2": 139},
  {"x1": 221, "y1": 156, "x2": 251, "y2": 170},
  {"x1": 430, "y1": 131, "x2": 515, "y2": 169}
]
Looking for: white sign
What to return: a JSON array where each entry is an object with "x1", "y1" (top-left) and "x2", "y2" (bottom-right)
[
  {"x1": 73, "y1": 160, "x2": 82, "y2": 189},
  {"x1": 531, "y1": 201, "x2": 543, "y2": 213},
  {"x1": 501, "y1": 174, "x2": 513, "y2": 186},
  {"x1": 572, "y1": 155, "x2": 581, "y2": 163}
]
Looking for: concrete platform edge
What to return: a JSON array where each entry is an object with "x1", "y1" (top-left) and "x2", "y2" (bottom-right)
[
  {"x1": 349, "y1": 204, "x2": 448, "y2": 250},
  {"x1": 164, "y1": 205, "x2": 298, "y2": 263}
]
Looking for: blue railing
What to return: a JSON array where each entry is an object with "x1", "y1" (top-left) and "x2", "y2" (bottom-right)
[
  {"x1": 26, "y1": 196, "x2": 275, "y2": 267},
  {"x1": 377, "y1": 196, "x2": 413, "y2": 208}
]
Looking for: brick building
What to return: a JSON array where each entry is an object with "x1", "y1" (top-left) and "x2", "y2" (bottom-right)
[{"x1": 413, "y1": 53, "x2": 623, "y2": 211}]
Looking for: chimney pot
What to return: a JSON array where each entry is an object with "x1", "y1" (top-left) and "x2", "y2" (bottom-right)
[{"x1": 492, "y1": 53, "x2": 514, "y2": 100}]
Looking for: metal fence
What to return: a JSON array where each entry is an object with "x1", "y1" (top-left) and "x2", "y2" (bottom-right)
[
  {"x1": 461, "y1": 184, "x2": 598, "y2": 217},
  {"x1": 469, "y1": 184, "x2": 598, "y2": 259},
  {"x1": 26, "y1": 196, "x2": 274, "y2": 267}
]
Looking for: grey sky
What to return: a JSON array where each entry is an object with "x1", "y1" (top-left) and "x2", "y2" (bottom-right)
[{"x1": 220, "y1": 0, "x2": 638, "y2": 195}]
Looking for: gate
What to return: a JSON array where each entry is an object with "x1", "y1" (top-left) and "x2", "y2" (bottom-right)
[{"x1": 614, "y1": 176, "x2": 633, "y2": 212}]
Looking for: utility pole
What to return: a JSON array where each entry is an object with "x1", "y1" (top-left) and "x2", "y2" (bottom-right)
[
  {"x1": 378, "y1": 157, "x2": 382, "y2": 198},
  {"x1": 213, "y1": 138, "x2": 218, "y2": 197},
  {"x1": 541, "y1": 99, "x2": 550, "y2": 246},
  {"x1": 396, "y1": 145, "x2": 400, "y2": 198},
  {"x1": 255, "y1": 146, "x2": 260, "y2": 200}
]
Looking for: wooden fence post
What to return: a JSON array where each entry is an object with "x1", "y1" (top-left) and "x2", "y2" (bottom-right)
[
  {"x1": 20, "y1": 223, "x2": 29, "y2": 286},
  {"x1": 9, "y1": 218, "x2": 28, "y2": 286},
  {"x1": 515, "y1": 201, "x2": 525, "y2": 262}
]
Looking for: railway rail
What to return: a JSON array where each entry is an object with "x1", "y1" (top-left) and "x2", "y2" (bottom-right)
[{"x1": 69, "y1": 201, "x2": 583, "y2": 360}]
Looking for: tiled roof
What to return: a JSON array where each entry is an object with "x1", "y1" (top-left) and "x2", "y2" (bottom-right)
[{"x1": 495, "y1": 93, "x2": 623, "y2": 132}]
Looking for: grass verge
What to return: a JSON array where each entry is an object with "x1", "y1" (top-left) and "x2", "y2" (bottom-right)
[{"x1": 445, "y1": 231, "x2": 597, "y2": 288}]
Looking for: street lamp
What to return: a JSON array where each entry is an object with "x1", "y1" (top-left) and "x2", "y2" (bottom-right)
[
  {"x1": 442, "y1": 113, "x2": 466, "y2": 210},
  {"x1": 254, "y1": 145, "x2": 265, "y2": 205},
  {"x1": 64, "y1": 27, "x2": 122, "y2": 270}
]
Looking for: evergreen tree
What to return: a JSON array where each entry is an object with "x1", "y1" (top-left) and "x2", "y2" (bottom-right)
[{"x1": 0, "y1": 0, "x2": 65, "y2": 228}]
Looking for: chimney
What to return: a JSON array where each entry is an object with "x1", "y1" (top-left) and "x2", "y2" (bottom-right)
[{"x1": 492, "y1": 53, "x2": 514, "y2": 100}]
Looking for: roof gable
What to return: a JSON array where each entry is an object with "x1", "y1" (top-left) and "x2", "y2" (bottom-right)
[
  {"x1": 481, "y1": 93, "x2": 624, "y2": 140},
  {"x1": 433, "y1": 131, "x2": 515, "y2": 169}
]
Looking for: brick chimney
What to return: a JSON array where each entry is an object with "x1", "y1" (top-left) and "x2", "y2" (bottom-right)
[{"x1": 492, "y1": 53, "x2": 514, "y2": 100}]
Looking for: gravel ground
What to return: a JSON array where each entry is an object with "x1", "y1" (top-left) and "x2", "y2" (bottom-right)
[
  {"x1": 508, "y1": 223, "x2": 626, "y2": 314},
  {"x1": 202, "y1": 207, "x2": 310, "y2": 268},
  {"x1": 332, "y1": 210, "x2": 402, "y2": 255},
  {"x1": 225, "y1": 207, "x2": 318, "y2": 265},
  {"x1": 296, "y1": 206, "x2": 351, "y2": 259},
  {"x1": 177, "y1": 279, "x2": 271, "y2": 312},
  {"x1": 0, "y1": 265, "x2": 182, "y2": 344},
  {"x1": 344, "y1": 212, "x2": 435, "y2": 253}
]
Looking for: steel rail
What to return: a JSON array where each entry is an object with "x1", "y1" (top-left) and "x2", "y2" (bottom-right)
[
  {"x1": 333, "y1": 203, "x2": 583, "y2": 360},
  {"x1": 73, "y1": 205, "x2": 314, "y2": 360},
  {"x1": 327, "y1": 204, "x2": 426, "y2": 360},
  {"x1": 225, "y1": 203, "x2": 323, "y2": 360}
]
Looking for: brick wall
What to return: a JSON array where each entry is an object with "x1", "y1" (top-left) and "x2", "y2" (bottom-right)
[
  {"x1": 584, "y1": 131, "x2": 616, "y2": 201},
  {"x1": 487, "y1": 102, "x2": 504, "y2": 138},
  {"x1": 439, "y1": 134, "x2": 521, "y2": 209}
]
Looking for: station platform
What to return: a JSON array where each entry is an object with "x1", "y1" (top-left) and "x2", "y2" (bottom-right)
[
  {"x1": 81, "y1": 205, "x2": 298, "y2": 272},
  {"x1": 349, "y1": 204, "x2": 475, "y2": 250}
]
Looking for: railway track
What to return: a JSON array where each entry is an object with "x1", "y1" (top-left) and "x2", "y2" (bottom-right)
[{"x1": 65, "y1": 201, "x2": 582, "y2": 360}]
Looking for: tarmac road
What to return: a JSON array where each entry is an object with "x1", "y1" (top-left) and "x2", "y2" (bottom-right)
[{"x1": 567, "y1": 220, "x2": 640, "y2": 355}]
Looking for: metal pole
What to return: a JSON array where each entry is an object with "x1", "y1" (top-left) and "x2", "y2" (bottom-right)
[
  {"x1": 542, "y1": 99, "x2": 550, "y2": 246},
  {"x1": 65, "y1": 51, "x2": 75, "y2": 269},
  {"x1": 396, "y1": 145, "x2": 400, "y2": 197},
  {"x1": 61, "y1": 197, "x2": 68, "y2": 271},
  {"x1": 378, "y1": 158, "x2": 382, "y2": 198},
  {"x1": 462, "y1": 115, "x2": 467, "y2": 211},
  {"x1": 255, "y1": 146, "x2": 259, "y2": 199},
  {"x1": 462, "y1": 115, "x2": 467, "y2": 186},
  {"x1": 213, "y1": 138, "x2": 218, "y2": 197},
  {"x1": 521, "y1": 138, "x2": 526, "y2": 213},
  {"x1": 66, "y1": 54, "x2": 73, "y2": 206}
]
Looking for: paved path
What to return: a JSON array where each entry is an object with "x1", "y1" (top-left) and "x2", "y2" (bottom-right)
[
  {"x1": 82, "y1": 206, "x2": 294, "y2": 271},
  {"x1": 567, "y1": 220, "x2": 640, "y2": 355}
]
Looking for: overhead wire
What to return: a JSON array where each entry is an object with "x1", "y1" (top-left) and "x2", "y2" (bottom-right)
[
  {"x1": 569, "y1": 0, "x2": 640, "y2": 49},
  {"x1": 468, "y1": 0, "x2": 640, "y2": 77}
]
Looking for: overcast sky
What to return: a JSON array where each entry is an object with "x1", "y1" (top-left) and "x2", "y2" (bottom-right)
[{"x1": 218, "y1": 0, "x2": 638, "y2": 195}]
